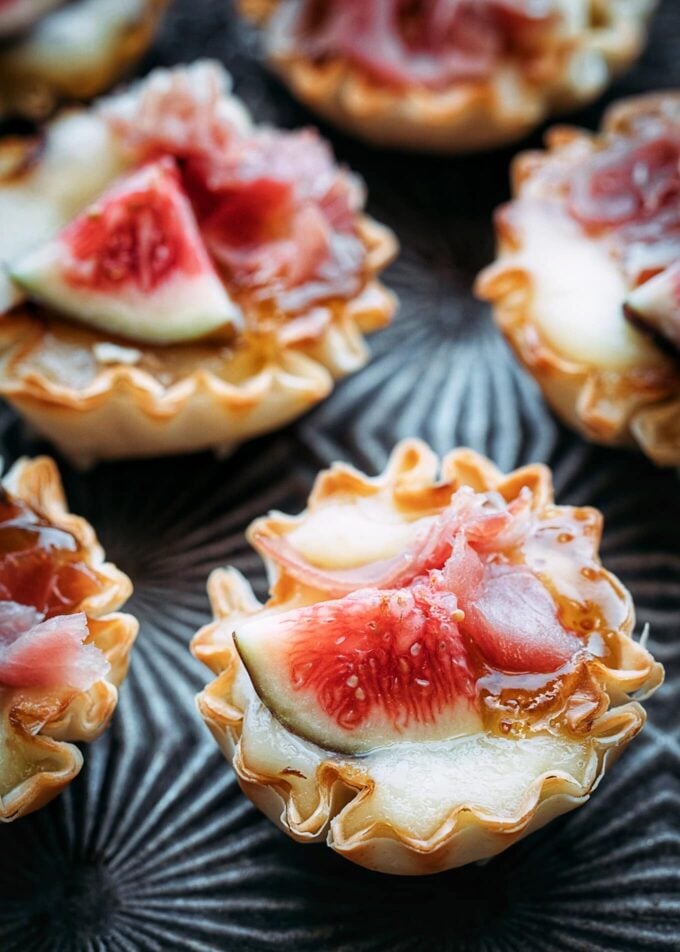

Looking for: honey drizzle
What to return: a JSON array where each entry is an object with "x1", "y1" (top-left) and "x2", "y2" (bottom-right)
[
  {"x1": 0, "y1": 488, "x2": 101, "y2": 617},
  {"x1": 471, "y1": 510, "x2": 622, "y2": 742}
]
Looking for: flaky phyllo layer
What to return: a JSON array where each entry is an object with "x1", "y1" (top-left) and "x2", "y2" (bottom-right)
[
  {"x1": 0, "y1": 61, "x2": 397, "y2": 463},
  {"x1": 241, "y1": 0, "x2": 657, "y2": 152},
  {"x1": 478, "y1": 92, "x2": 680, "y2": 465},
  {"x1": 193, "y1": 441, "x2": 662, "y2": 875},
  {"x1": 0, "y1": 457, "x2": 137, "y2": 821}
]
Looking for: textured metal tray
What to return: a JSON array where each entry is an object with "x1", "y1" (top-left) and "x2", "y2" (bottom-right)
[{"x1": 1, "y1": 1, "x2": 679, "y2": 949}]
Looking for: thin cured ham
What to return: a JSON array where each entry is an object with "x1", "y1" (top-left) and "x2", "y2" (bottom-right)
[
  {"x1": 101, "y1": 61, "x2": 366, "y2": 310},
  {"x1": 568, "y1": 135, "x2": 680, "y2": 231},
  {"x1": 564, "y1": 108, "x2": 680, "y2": 352},
  {"x1": 0, "y1": 488, "x2": 100, "y2": 616},
  {"x1": 0, "y1": 601, "x2": 109, "y2": 690},
  {"x1": 271, "y1": 0, "x2": 556, "y2": 91},
  {"x1": 274, "y1": 0, "x2": 553, "y2": 89},
  {"x1": 252, "y1": 486, "x2": 531, "y2": 596},
  {"x1": 441, "y1": 537, "x2": 580, "y2": 673}
]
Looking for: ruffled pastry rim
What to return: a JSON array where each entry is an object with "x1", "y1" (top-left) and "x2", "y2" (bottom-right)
[
  {"x1": 0, "y1": 217, "x2": 397, "y2": 465},
  {"x1": 192, "y1": 440, "x2": 663, "y2": 874},
  {"x1": 0, "y1": 455, "x2": 137, "y2": 821},
  {"x1": 476, "y1": 93, "x2": 680, "y2": 467},
  {"x1": 240, "y1": 0, "x2": 656, "y2": 153},
  {"x1": 0, "y1": 0, "x2": 168, "y2": 122}
]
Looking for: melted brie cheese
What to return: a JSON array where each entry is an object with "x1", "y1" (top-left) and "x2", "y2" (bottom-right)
[
  {"x1": 512, "y1": 204, "x2": 662, "y2": 370},
  {"x1": 239, "y1": 685, "x2": 593, "y2": 841},
  {"x1": 286, "y1": 499, "x2": 429, "y2": 570},
  {"x1": 356, "y1": 733, "x2": 593, "y2": 839}
]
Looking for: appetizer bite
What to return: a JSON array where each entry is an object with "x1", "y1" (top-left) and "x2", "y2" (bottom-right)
[
  {"x1": 240, "y1": 0, "x2": 656, "y2": 152},
  {"x1": 0, "y1": 61, "x2": 397, "y2": 464},
  {"x1": 0, "y1": 0, "x2": 167, "y2": 121},
  {"x1": 192, "y1": 441, "x2": 662, "y2": 875},
  {"x1": 0, "y1": 456, "x2": 137, "y2": 821},
  {"x1": 478, "y1": 92, "x2": 680, "y2": 466}
]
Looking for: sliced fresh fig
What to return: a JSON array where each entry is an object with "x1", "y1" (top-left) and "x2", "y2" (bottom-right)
[
  {"x1": 0, "y1": 0, "x2": 65, "y2": 39},
  {"x1": 0, "y1": 111, "x2": 129, "y2": 312},
  {"x1": 234, "y1": 585, "x2": 482, "y2": 754},
  {"x1": 0, "y1": 0, "x2": 166, "y2": 120},
  {"x1": 11, "y1": 158, "x2": 241, "y2": 345},
  {"x1": 624, "y1": 261, "x2": 680, "y2": 353}
]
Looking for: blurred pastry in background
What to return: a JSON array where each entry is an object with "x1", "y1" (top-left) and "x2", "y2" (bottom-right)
[
  {"x1": 0, "y1": 455, "x2": 137, "y2": 821},
  {"x1": 0, "y1": 0, "x2": 168, "y2": 121},
  {"x1": 478, "y1": 91, "x2": 680, "y2": 466},
  {"x1": 239, "y1": 0, "x2": 657, "y2": 152},
  {"x1": 0, "y1": 62, "x2": 397, "y2": 464}
]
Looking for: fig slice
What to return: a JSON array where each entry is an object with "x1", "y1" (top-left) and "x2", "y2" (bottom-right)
[
  {"x1": 234, "y1": 584, "x2": 482, "y2": 754},
  {"x1": 624, "y1": 261, "x2": 680, "y2": 353},
  {"x1": 11, "y1": 157, "x2": 242, "y2": 344}
]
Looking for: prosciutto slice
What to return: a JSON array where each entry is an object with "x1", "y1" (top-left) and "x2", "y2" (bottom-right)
[
  {"x1": 187, "y1": 128, "x2": 365, "y2": 310},
  {"x1": 557, "y1": 102, "x2": 680, "y2": 351},
  {"x1": 102, "y1": 62, "x2": 366, "y2": 310},
  {"x1": 0, "y1": 601, "x2": 109, "y2": 690},
  {"x1": 253, "y1": 486, "x2": 532, "y2": 596},
  {"x1": 568, "y1": 135, "x2": 680, "y2": 231},
  {"x1": 441, "y1": 537, "x2": 580, "y2": 672},
  {"x1": 270, "y1": 0, "x2": 556, "y2": 91}
]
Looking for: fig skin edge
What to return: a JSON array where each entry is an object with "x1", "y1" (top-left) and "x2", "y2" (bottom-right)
[{"x1": 192, "y1": 440, "x2": 663, "y2": 875}]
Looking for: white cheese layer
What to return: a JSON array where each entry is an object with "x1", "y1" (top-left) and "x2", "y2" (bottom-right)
[
  {"x1": 239, "y1": 686, "x2": 593, "y2": 841},
  {"x1": 0, "y1": 111, "x2": 128, "y2": 310},
  {"x1": 511, "y1": 204, "x2": 662, "y2": 370},
  {"x1": 286, "y1": 499, "x2": 429, "y2": 569}
]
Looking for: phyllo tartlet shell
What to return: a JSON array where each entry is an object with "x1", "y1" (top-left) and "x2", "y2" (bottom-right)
[
  {"x1": 0, "y1": 109, "x2": 397, "y2": 465},
  {"x1": 477, "y1": 93, "x2": 680, "y2": 466},
  {"x1": 0, "y1": 456, "x2": 137, "y2": 821},
  {"x1": 240, "y1": 0, "x2": 656, "y2": 153},
  {"x1": 192, "y1": 440, "x2": 662, "y2": 875}
]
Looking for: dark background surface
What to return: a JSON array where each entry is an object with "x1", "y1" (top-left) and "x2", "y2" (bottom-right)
[{"x1": 0, "y1": 1, "x2": 679, "y2": 948}]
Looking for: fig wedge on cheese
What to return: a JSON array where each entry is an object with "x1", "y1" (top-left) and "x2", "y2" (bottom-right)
[{"x1": 193, "y1": 442, "x2": 662, "y2": 875}]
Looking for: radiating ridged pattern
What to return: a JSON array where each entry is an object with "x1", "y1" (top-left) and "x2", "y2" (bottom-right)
[{"x1": 0, "y1": 0, "x2": 679, "y2": 948}]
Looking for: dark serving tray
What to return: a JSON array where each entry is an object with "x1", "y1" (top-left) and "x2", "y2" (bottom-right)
[{"x1": 1, "y1": 1, "x2": 679, "y2": 949}]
